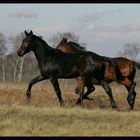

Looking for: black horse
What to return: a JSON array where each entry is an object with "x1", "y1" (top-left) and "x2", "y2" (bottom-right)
[{"x1": 17, "y1": 30, "x2": 124, "y2": 108}]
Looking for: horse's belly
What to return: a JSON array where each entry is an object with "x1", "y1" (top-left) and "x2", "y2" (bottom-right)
[
  {"x1": 91, "y1": 78, "x2": 100, "y2": 84},
  {"x1": 58, "y1": 72, "x2": 80, "y2": 79}
]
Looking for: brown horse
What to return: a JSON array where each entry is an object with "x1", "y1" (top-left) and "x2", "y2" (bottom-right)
[{"x1": 56, "y1": 38, "x2": 140, "y2": 110}]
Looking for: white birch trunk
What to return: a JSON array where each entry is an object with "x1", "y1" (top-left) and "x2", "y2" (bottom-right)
[
  {"x1": 14, "y1": 58, "x2": 19, "y2": 82},
  {"x1": 18, "y1": 57, "x2": 25, "y2": 82},
  {"x1": 2, "y1": 55, "x2": 5, "y2": 82}
]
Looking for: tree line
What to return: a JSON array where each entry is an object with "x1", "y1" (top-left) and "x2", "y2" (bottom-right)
[{"x1": 0, "y1": 31, "x2": 139, "y2": 83}]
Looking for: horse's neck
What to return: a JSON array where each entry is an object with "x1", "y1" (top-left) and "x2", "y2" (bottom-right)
[{"x1": 33, "y1": 41, "x2": 53, "y2": 65}]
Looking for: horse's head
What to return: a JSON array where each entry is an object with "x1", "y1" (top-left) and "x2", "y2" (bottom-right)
[
  {"x1": 56, "y1": 38, "x2": 86, "y2": 53},
  {"x1": 17, "y1": 30, "x2": 34, "y2": 57},
  {"x1": 56, "y1": 38, "x2": 69, "y2": 52},
  {"x1": 56, "y1": 38, "x2": 78, "y2": 53}
]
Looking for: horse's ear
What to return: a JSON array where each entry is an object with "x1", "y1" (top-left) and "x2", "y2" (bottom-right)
[
  {"x1": 30, "y1": 30, "x2": 33, "y2": 35},
  {"x1": 61, "y1": 38, "x2": 67, "y2": 43},
  {"x1": 25, "y1": 30, "x2": 28, "y2": 36}
]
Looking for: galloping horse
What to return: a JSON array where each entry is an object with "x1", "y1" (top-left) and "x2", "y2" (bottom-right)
[
  {"x1": 17, "y1": 31, "x2": 124, "y2": 109},
  {"x1": 56, "y1": 38, "x2": 140, "y2": 110}
]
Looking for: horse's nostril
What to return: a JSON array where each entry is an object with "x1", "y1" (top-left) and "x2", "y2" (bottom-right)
[
  {"x1": 17, "y1": 51, "x2": 19, "y2": 55},
  {"x1": 17, "y1": 50, "x2": 22, "y2": 56}
]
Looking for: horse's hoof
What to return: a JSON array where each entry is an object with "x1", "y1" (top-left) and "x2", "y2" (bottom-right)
[
  {"x1": 83, "y1": 96, "x2": 94, "y2": 100},
  {"x1": 111, "y1": 103, "x2": 117, "y2": 110},
  {"x1": 71, "y1": 103, "x2": 77, "y2": 108},
  {"x1": 60, "y1": 101, "x2": 65, "y2": 107},
  {"x1": 76, "y1": 100, "x2": 82, "y2": 106},
  {"x1": 116, "y1": 108, "x2": 120, "y2": 112},
  {"x1": 112, "y1": 108, "x2": 117, "y2": 111},
  {"x1": 88, "y1": 96, "x2": 94, "y2": 100},
  {"x1": 26, "y1": 95, "x2": 31, "y2": 104},
  {"x1": 27, "y1": 98, "x2": 30, "y2": 103},
  {"x1": 128, "y1": 106, "x2": 133, "y2": 111},
  {"x1": 75, "y1": 87, "x2": 80, "y2": 95},
  {"x1": 112, "y1": 107, "x2": 117, "y2": 110},
  {"x1": 26, "y1": 100, "x2": 30, "y2": 104}
]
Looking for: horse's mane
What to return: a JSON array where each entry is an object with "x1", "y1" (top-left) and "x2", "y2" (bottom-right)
[
  {"x1": 33, "y1": 35, "x2": 55, "y2": 50},
  {"x1": 67, "y1": 41, "x2": 86, "y2": 52},
  {"x1": 33, "y1": 35, "x2": 48, "y2": 45},
  {"x1": 34, "y1": 35, "x2": 86, "y2": 52}
]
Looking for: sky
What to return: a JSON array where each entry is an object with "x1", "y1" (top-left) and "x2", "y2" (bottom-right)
[{"x1": 0, "y1": 4, "x2": 140, "y2": 57}]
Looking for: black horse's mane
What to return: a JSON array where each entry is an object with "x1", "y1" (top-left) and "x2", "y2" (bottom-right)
[
  {"x1": 33, "y1": 35, "x2": 56, "y2": 50},
  {"x1": 33, "y1": 35, "x2": 65, "y2": 53},
  {"x1": 35, "y1": 35, "x2": 86, "y2": 52},
  {"x1": 67, "y1": 41, "x2": 86, "y2": 52},
  {"x1": 33, "y1": 35, "x2": 48, "y2": 45}
]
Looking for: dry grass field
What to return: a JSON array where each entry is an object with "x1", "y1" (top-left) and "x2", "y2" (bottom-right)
[{"x1": 0, "y1": 77, "x2": 140, "y2": 136}]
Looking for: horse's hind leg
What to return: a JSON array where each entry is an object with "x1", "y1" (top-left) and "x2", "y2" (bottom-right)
[
  {"x1": 75, "y1": 85, "x2": 95, "y2": 100},
  {"x1": 128, "y1": 90, "x2": 136, "y2": 110},
  {"x1": 26, "y1": 74, "x2": 46, "y2": 102},
  {"x1": 75, "y1": 77, "x2": 95, "y2": 100},
  {"x1": 125, "y1": 81, "x2": 136, "y2": 110},
  {"x1": 100, "y1": 80, "x2": 117, "y2": 109},
  {"x1": 82, "y1": 84, "x2": 95, "y2": 100}
]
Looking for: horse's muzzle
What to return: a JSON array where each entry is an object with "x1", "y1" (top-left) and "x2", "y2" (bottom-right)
[{"x1": 17, "y1": 50, "x2": 24, "y2": 57}]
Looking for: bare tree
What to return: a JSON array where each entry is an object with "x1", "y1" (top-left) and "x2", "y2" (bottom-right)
[
  {"x1": 118, "y1": 43, "x2": 140, "y2": 61},
  {"x1": 0, "y1": 33, "x2": 7, "y2": 82},
  {"x1": 0, "y1": 33, "x2": 7, "y2": 55},
  {"x1": 48, "y1": 32, "x2": 79, "y2": 48},
  {"x1": 9, "y1": 32, "x2": 25, "y2": 82}
]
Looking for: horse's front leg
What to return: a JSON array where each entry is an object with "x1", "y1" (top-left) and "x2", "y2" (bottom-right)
[
  {"x1": 82, "y1": 86, "x2": 95, "y2": 100},
  {"x1": 75, "y1": 77, "x2": 85, "y2": 105},
  {"x1": 26, "y1": 74, "x2": 46, "y2": 102},
  {"x1": 50, "y1": 77, "x2": 64, "y2": 106},
  {"x1": 75, "y1": 77, "x2": 82, "y2": 94}
]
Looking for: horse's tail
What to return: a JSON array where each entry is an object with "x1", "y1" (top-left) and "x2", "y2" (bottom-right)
[
  {"x1": 134, "y1": 61, "x2": 140, "y2": 69},
  {"x1": 103, "y1": 56, "x2": 125, "y2": 81}
]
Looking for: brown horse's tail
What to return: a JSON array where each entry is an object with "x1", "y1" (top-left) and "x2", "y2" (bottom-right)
[{"x1": 103, "y1": 56, "x2": 125, "y2": 81}]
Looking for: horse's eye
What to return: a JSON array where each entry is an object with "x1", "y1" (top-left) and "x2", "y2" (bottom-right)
[{"x1": 27, "y1": 39, "x2": 31, "y2": 42}]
